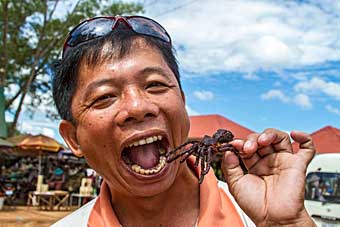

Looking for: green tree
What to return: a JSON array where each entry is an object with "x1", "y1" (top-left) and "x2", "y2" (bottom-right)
[{"x1": 0, "y1": 0, "x2": 143, "y2": 137}]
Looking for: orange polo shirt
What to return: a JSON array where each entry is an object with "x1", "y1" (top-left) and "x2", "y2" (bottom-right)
[{"x1": 87, "y1": 157, "x2": 245, "y2": 227}]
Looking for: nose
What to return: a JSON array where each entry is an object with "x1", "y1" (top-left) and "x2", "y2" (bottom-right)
[{"x1": 115, "y1": 87, "x2": 159, "y2": 126}]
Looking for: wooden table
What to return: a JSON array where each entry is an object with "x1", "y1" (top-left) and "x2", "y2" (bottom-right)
[
  {"x1": 70, "y1": 193, "x2": 96, "y2": 207},
  {"x1": 27, "y1": 190, "x2": 70, "y2": 211}
]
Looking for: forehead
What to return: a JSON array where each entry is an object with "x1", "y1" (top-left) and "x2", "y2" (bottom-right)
[
  {"x1": 75, "y1": 39, "x2": 174, "y2": 88},
  {"x1": 79, "y1": 37, "x2": 158, "y2": 70}
]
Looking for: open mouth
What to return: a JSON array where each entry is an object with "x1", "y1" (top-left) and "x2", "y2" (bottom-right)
[{"x1": 121, "y1": 135, "x2": 169, "y2": 176}]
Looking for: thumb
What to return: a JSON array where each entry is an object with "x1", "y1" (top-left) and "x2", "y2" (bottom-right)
[{"x1": 222, "y1": 151, "x2": 245, "y2": 192}]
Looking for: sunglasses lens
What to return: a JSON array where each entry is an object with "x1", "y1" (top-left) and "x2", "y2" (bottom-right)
[
  {"x1": 63, "y1": 16, "x2": 171, "y2": 58},
  {"x1": 67, "y1": 18, "x2": 115, "y2": 47},
  {"x1": 128, "y1": 17, "x2": 170, "y2": 43}
]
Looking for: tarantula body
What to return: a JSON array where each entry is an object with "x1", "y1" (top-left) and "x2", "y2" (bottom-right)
[{"x1": 166, "y1": 129, "x2": 237, "y2": 183}]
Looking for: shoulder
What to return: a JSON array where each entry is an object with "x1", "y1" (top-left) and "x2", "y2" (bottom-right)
[
  {"x1": 51, "y1": 198, "x2": 97, "y2": 227},
  {"x1": 217, "y1": 180, "x2": 256, "y2": 227}
]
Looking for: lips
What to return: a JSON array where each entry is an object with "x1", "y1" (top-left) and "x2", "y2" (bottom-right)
[{"x1": 121, "y1": 134, "x2": 169, "y2": 176}]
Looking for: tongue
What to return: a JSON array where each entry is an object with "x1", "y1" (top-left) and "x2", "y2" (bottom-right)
[{"x1": 128, "y1": 143, "x2": 160, "y2": 169}]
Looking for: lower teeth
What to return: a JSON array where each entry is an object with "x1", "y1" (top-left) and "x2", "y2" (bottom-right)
[{"x1": 131, "y1": 156, "x2": 166, "y2": 175}]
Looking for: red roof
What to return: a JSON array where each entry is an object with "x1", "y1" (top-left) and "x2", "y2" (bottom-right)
[
  {"x1": 189, "y1": 114, "x2": 254, "y2": 140},
  {"x1": 293, "y1": 125, "x2": 340, "y2": 153}
]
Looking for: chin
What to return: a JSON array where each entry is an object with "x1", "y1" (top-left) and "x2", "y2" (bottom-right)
[{"x1": 122, "y1": 160, "x2": 180, "y2": 198}]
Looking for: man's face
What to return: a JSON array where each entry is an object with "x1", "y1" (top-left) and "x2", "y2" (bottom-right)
[{"x1": 61, "y1": 41, "x2": 190, "y2": 197}]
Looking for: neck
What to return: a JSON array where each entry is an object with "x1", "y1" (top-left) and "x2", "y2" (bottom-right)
[{"x1": 111, "y1": 163, "x2": 199, "y2": 227}]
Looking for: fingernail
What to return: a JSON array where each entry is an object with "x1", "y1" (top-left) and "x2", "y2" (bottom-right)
[
  {"x1": 244, "y1": 141, "x2": 252, "y2": 150},
  {"x1": 259, "y1": 133, "x2": 268, "y2": 141}
]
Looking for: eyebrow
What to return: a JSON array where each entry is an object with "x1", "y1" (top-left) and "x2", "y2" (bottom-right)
[
  {"x1": 138, "y1": 66, "x2": 172, "y2": 81},
  {"x1": 83, "y1": 78, "x2": 116, "y2": 100}
]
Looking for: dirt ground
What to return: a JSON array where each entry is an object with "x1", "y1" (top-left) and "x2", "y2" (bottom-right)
[{"x1": 0, "y1": 206, "x2": 74, "y2": 227}]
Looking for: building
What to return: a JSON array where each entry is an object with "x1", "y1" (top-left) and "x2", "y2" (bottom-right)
[
  {"x1": 293, "y1": 125, "x2": 340, "y2": 154},
  {"x1": 189, "y1": 115, "x2": 340, "y2": 154},
  {"x1": 189, "y1": 114, "x2": 254, "y2": 140}
]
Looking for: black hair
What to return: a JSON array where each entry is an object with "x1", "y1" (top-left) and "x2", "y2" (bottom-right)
[{"x1": 52, "y1": 25, "x2": 181, "y2": 122}]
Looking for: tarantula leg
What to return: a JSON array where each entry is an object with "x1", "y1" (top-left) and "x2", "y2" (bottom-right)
[
  {"x1": 168, "y1": 143, "x2": 197, "y2": 163},
  {"x1": 198, "y1": 147, "x2": 213, "y2": 184},
  {"x1": 198, "y1": 160, "x2": 209, "y2": 184},
  {"x1": 197, "y1": 146, "x2": 209, "y2": 184},
  {"x1": 166, "y1": 141, "x2": 199, "y2": 162},
  {"x1": 166, "y1": 140, "x2": 199, "y2": 157},
  {"x1": 194, "y1": 146, "x2": 204, "y2": 167},
  {"x1": 205, "y1": 147, "x2": 213, "y2": 169},
  {"x1": 179, "y1": 144, "x2": 199, "y2": 163},
  {"x1": 199, "y1": 168, "x2": 209, "y2": 184},
  {"x1": 198, "y1": 156, "x2": 206, "y2": 183},
  {"x1": 218, "y1": 144, "x2": 238, "y2": 155},
  {"x1": 167, "y1": 148, "x2": 191, "y2": 162}
]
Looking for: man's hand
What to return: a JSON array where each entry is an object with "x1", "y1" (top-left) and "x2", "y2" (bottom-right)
[{"x1": 222, "y1": 128, "x2": 317, "y2": 227}]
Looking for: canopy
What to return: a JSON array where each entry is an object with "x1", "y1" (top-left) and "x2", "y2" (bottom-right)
[
  {"x1": 0, "y1": 138, "x2": 15, "y2": 159},
  {"x1": 8, "y1": 134, "x2": 65, "y2": 174},
  {"x1": 8, "y1": 134, "x2": 65, "y2": 154},
  {"x1": 0, "y1": 138, "x2": 14, "y2": 148}
]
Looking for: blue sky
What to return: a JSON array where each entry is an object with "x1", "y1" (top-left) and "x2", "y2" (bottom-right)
[
  {"x1": 7, "y1": 0, "x2": 340, "y2": 143},
  {"x1": 145, "y1": 0, "x2": 340, "y2": 134}
]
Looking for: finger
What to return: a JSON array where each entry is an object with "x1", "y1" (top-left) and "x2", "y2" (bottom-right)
[
  {"x1": 259, "y1": 128, "x2": 293, "y2": 153},
  {"x1": 241, "y1": 133, "x2": 260, "y2": 158},
  {"x1": 222, "y1": 151, "x2": 245, "y2": 188},
  {"x1": 239, "y1": 133, "x2": 268, "y2": 169},
  {"x1": 257, "y1": 145, "x2": 274, "y2": 158},
  {"x1": 229, "y1": 139, "x2": 244, "y2": 152},
  {"x1": 290, "y1": 131, "x2": 315, "y2": 165},
  {"x1": 241, "y1": 152, "x2": 261, "y2": 170},
  {"x1": 230, "y1": 138, "x2": 257, "y2": 160},
  {"x1": 230, "y1": 139, "x2": 260, "y2": 170}
]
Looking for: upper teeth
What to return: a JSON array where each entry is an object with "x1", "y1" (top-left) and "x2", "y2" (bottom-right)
[{"x1": 127, "y1": 135, "x2": 162, "y2": 147}]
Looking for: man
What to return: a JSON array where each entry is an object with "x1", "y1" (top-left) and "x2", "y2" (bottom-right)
[{"x1": 52, "y1": 16, "x2": 316, "y2": 226}]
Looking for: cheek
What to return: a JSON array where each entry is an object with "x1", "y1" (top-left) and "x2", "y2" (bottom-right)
[
  {"x1": 161, "y1": 94, "x2": 190, "y2": 145},
  {"x1": 77, "y1": 111, "x2": 115, "y2": 153},
  {"x1": 77, "y1": 112, "x2": 119, "y2": 178},
  {"x1": 179, "y1": 108, "x2": 190, "y2": 143}
]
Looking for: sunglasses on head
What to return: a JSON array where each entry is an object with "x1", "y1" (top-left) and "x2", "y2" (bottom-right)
[{"x1": 62, "y1": 15, "x2": 171, "y2": 58}]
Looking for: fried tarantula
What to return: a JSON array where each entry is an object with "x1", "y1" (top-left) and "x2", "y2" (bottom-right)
[{"x1": 165, "y1": 129, "x2": 237, "y2": 183}]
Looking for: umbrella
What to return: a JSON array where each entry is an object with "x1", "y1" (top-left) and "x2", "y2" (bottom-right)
[
  {"x1": 0, "y1": 138, "x2": 15, "y2": 159},
  {"x1": 8, "y1": 134, "x2": 65, "y2": 174},
  {"x1": 0, "y1": 138, "x2": 14, "y2": 148}
]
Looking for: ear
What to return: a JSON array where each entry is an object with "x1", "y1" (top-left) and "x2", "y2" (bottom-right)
[{"x1": 59, "y1": 120, "x2": 84, "y2": 157}]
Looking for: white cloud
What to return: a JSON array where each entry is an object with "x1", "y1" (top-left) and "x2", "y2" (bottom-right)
[
  {"x1": 325, "y1": 105, "x2": 340, "y2": 116},
  {"x1": 19, "y1": 121, "x2": 54, "y2": 136},
  {"x1": 294, "y1": 94, "x2": 312, "y2": 109},
  {"x1": 261, "y1": 89, "x2": 312, "y2": 109},
  {"x1": 261, "y1": 89, "x2": 290, "y2": 103},
  {"x1": 41, "y1": 127, "x2": 56, "y2": 138},
  {"x1": 243, "y1": 72, "x2": 260, "y2": 80},
  {"x1": 18, "y1": 119, "x2": 64, "y2": 144},
  {"x1": 193, "y1": 90, "x2": 214, "y2": 101},
  {"x1": 185, "y1": 105, "x2": 200, "y2": 116},
  {"x1": 146, "y1": 0, "x2": 340, "y2": 74},
  {"x1": 294, "y1": 77, "x2": 340, "y2": 100}
]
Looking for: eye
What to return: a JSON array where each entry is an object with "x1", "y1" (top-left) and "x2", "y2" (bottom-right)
[
  {"x1": 145, "y1": 81, "x2": 172, "y2": 94},
  {"x1": 91, "y1": 94, "x2": 116, "y2": 108},
  {"x1": 146, "y1": 81, "x2": 167, "y2": 89},
  {"x1": 97, "y1": 94, "x2": 114, "y2": 101}
]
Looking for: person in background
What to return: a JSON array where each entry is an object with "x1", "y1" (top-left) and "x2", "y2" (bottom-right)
[
  {"x1": 48, "y1": 167, "x2": 65, "y2": 190},
  {"x1": 51, "y1": 15, "x2": 316, "y2": 226}
]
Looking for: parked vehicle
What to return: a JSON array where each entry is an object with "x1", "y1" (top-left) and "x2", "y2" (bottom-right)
[{"x1": 305, "y1": 154, "x2": 340, "y2": 227}]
